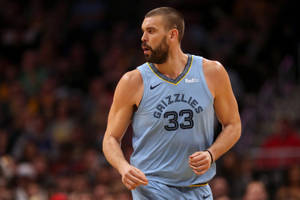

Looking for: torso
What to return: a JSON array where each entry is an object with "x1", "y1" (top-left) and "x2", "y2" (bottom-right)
[{"x1": 130, "y1": 54, "x2": 217, "y2": 186}]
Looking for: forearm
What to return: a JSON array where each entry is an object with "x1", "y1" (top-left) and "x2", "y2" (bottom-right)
[
  {"x1": 103, "y1": 134, "x2": 129, "y2": 174},
  {"x1": 208, "y1": 122, "x2": 241, "y2": 162}
]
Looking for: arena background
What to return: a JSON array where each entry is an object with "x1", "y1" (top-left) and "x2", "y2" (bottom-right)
[{"x1": 0, "y1": 0, "x2": 299, "y2": 199}]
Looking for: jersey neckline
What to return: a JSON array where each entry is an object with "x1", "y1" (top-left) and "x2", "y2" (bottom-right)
[{"x1": 147, "y1": 54, "x2": 193, "y2": 85}]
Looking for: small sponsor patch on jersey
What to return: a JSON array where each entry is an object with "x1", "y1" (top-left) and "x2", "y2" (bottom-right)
[{"x1": 185, "y1": 78, "x2": 199, "y2": 83}]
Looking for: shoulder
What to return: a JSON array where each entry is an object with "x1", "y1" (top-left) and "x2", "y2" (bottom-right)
[
  {"x1": 202, "y1": 58, "x2": 226, "y2": 77},
  {"x1": 114, "y1": 69, "x2": 143, "y2": 106},
  {"x1": 120, "y1": 69, "x2": 143, "y2": 87},
  {"x1": 202, "y1": 58, "x2": 230, "y2": 97}
]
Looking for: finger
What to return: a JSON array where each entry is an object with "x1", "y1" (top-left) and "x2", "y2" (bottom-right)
[
  {"x1": 189, "y1": 157, "x2": 209, "y2": 163},
  {"x1": 189, "y1": 163, "x2": 208, "y2": 171},
  {"x1": 123, "y1": 181, "x2": 134, "y2": 190},
  {"x1": 123, "y1": 177, "x2": 137, "y2": 190},
  {"x1": 189, "y1": 164, "x2": 206, "y2": 171},
  {"x1": 190, "y1": 154, "x2": 211, "y2": 166},
  {"x1": 189, "y1": 157, "x2": 209, "y2": 166},
  {"x1": 131, "y1": 168, "x2": 148, "y2": 184},
  {"x1": 193, "y1": 168, "x2": 207, "y2": 175},
  {"x1": 189, "y1": 153, "x2": 207, "y2": 162},
  {"x1": 126, "y1": 172, "x2": 148, "y2": 186},
  {"x1": 189, "y1": 151, "x2": 201, "y2": 158},
  {"x1": 192, "y1": 165, "x2": 209, "y2": 174},
  {"x1": 134, "y1": 168, "x2": 148, "y2": 180}
]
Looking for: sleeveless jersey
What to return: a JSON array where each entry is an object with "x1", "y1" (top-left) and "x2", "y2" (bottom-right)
[{"x1": 131, "y1": 55, "x2": 216, "y2": 186}]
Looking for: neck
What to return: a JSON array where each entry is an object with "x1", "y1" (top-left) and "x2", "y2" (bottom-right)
[{"x1": 154, "y1": 48, "x2": 188, "y2": 80}]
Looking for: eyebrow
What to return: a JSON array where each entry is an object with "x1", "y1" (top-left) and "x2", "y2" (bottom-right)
[{"x1": 141, "y1": 26, "x2": 157, "y2": 32}]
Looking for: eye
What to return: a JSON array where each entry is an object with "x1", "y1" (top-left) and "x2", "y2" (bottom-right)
[{"x1": 147, "y1": 28, "x2": 155, "y2": 34}]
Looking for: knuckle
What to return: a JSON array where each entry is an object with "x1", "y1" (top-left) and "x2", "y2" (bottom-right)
[
  {"x1": 128, "y1": 183, "x2": 134, "y2": 189},
  {"x1": 132, "y1": 184, "x2": 137, "y2": 189}
]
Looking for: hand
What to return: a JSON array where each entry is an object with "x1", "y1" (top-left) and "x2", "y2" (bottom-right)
[
  {"x1": 120, "y1": 164, "x2": 148, "y2": 190},
  {"x1": 189, "y1": 151, "x2": 212, "y2": 175}
]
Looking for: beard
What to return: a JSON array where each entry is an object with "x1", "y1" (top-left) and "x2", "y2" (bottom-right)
[{"x1": 142, "y1": 36, "x2": 169, "y2": 64}]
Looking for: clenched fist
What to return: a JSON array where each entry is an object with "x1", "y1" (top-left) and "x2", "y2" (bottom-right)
[{"x1": 189, "y1": 151, "x2": 213, "y2": 175}]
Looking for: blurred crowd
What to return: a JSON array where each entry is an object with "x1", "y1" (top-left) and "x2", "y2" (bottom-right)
[{"x1": 0, "y1": 0, "x2": 299, "y2": 199}]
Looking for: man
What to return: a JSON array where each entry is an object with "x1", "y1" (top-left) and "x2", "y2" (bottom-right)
[
  {"x1": 243, "y1": 181, "x2": 268, "y2": 200},
  {"x1": 103, "y1": 7, "x2": 241, "y2": 199}
]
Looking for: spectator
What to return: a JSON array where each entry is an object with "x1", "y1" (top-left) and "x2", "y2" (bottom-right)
[
  {"x1": 257, "y1": 119, "x2": 300, "y2": 169},
  {"x1": 243, "y1": 181, "x2": 268, "y2": 200},
  {"x1": 276, "y1": 164, "x2": 300, "y2": 200},
  {"x1": 210, "y1": 176, "x2": 230, "y2": 200}
]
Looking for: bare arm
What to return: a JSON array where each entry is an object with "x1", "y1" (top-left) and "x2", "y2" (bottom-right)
[
  {"x1": 102, "y1": 70, "x2": 148, "y2": 189},
  {"x1": 208, "y1": 62, "x2": 241, "y2": 161},
  {"x1": 189, "y1": 60, "x2": 241, "y2": 175}
]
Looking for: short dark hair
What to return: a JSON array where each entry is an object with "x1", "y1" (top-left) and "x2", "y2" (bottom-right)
[{"x1": 145, "y1": 7, "x2": 185, "y2": 42}]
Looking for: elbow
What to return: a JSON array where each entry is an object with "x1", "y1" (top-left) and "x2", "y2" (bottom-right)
[
  {"x1": 235, "y1": 121, "x2": 242, "y2": 142},
  {"x1": 102, "y1": 135, "x2": 107, "y2": 156},
  {"x1": 102, "y1": 132, "x2": 120, "y2": 155},
  {"x1": 224, "y1": 121, "x2": 241, "y2": 143},
  {"x1": 102, "y1": 133, "x2": 110, "y2": 156}
]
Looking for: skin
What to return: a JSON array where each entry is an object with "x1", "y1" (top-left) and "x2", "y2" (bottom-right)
[
  {"x1": 243, "y1": 181, "x2": 268, "y2": 200},
  {"x1": 102, "y1": 15, "x2": 241, "y2": 190}
]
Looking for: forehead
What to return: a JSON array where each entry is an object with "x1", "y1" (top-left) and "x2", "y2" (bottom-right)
[{"x1": 141, "y1": 15, "x2": 166, "y2": 30}]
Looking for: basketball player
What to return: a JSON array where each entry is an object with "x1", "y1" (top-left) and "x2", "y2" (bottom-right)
[{"x1": 103, "y1": 7, "x2": 241, "y2": 199}]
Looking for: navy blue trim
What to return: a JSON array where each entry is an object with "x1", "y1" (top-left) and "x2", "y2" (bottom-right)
[{"x1": 149, "y1": 54, "x2": 192, "y2": 84}]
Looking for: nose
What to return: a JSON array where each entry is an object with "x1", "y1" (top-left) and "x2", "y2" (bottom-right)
[{"x1": 141, "y1": 32, "x2": 148, "y2": 42}]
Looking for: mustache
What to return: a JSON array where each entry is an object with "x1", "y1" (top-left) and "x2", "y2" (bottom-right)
[{"x1": 141, "y1": 42, "x2": 152, "y2": 50}]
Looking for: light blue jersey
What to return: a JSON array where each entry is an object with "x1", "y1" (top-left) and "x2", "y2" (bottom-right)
[{"x1": 131, "y1": 55, "x2": 216, "y2": 187}]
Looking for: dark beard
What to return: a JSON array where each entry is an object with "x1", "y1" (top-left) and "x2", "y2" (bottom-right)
[{"x1": 143, "y1": 37, "x2": 169, "y2": 64}]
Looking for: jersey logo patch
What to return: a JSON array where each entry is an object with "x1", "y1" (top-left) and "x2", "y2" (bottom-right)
[
  {"x1": 150, "y1": 83, "x2": 162, "y2": 90},
  {"x1": 185, "y1": 78, "x2": 199, "y2": 83}
]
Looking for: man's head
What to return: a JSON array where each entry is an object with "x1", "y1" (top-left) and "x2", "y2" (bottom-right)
[
  {"x1": 141, "y1": 7, "x2": 185, "y2": 64},
  {"x1": 243, "y1": 181, "x2": 268, "y2": 200}
]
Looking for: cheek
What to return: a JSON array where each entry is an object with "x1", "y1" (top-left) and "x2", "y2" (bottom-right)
[
  {"x1": 149, "y1": 35, "x2": 162, "y2": 46},
  {"x1": 148, "y1": 39, "x2": 157, "y2": 48}
]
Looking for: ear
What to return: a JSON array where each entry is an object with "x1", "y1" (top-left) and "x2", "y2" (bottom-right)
[{"x1": 169, "y1": 29, "x2": 178, "y2": 41}]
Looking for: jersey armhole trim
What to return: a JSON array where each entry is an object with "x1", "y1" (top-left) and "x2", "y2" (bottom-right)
[
  {"x1": 134, "y1": 68, "x2": 147, "y2": 114},
  {"x1": 199, "y1": 57, "x2": 214, "y2": 102}
]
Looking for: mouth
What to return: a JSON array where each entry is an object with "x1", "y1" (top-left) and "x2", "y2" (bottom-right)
[
  {"x1": 143, "y1": 49, "x2": 151, "y2": 54},
  {"x1": 141, "y1": 44, "x2": 152, "y2": 55}
]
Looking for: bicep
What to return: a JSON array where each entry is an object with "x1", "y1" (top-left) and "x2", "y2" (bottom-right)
[
  {"x1": 105, "y1": 100, "x2": 133, "y2": 142},
  {"x1": 104, "y1": 71, "x2": 143, "y2": 142},
  {"x1": 213, "y1": 67, "x2": 240, "y2": 126}
]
